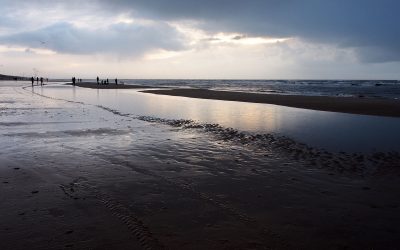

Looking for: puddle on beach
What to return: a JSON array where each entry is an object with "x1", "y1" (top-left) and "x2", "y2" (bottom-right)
[{"x1": 30, "y1": 83, "x2": 400, "y2": 153}]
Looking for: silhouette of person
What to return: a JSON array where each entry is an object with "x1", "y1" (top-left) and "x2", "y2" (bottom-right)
[
  {"x1": 31, "y1": 77, "x2": 34, "y2": 86},
  {"x1": 40, "y1": 77, "x2": 43, "y2": 86},
  {"x1": 36, "y1": 77, "x2": 39, "y2": 85},
  {"x1": 106, "y1": 78, "x2": 109, "y2": 85},
  {"x1": 115, "y1": 78, "x2": 118, "y2": 85},
  {"x1": 72, "y1": 77, "x2": 76, "y2": 86},
  {"x1": 97, "y1": 76, "x2": 99, "y2": 85}
]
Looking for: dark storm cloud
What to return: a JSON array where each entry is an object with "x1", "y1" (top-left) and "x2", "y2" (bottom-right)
[
  {"x1": 99, "y1": 0, "x2": 400, "y2": 63},
  {"x1": 0, "y1": 0, "x2": 398, "y2": 62},
  {"x1": 0, "y1": 22, "x2": 185, "y2": 57}
]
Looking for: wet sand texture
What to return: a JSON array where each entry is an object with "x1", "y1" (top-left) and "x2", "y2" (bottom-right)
[
  {"x1": 143, "y1": 88, "x2": 400, "y2": 117},
  {"x1": 2, "y1": 83, "x2": 400, "y2": 249}
]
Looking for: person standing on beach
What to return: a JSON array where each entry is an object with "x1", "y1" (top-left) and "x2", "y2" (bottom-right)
[
  {"x1": 97, "y1": 76, "x2": 99, "y2": 85},
  {"x1": 72, "y1": 77, "x2": 76, "y2": 86},
  {"x1": 106, "y1": 78, "x2": 109, "y2": 85},
  {"x1": 36, "y1": 77, "x2": 39, "y2": 85},
  {"x1": 31, "y1": 77, "x2": 34, "y2": 87},
  {"x1": 115, "y1": 78, "x2": 118, "y2": 85},
  {"x1": 40, "y1": 77, "x2": 43, "y2": 86}
]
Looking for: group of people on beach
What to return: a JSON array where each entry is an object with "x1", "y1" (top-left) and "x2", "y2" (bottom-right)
[
  {"x1": 71, "y1": 77, "x2": 83, "y2": 86},
  {"x1": 30, "y1": 76, "x2": 119, "y2": 87},
  {"x1": 31, "y1": 77, "x2": 48, "y2": 86},
  {"x1": 96, "y1": 76, "x2": 118, "y2": 86}
]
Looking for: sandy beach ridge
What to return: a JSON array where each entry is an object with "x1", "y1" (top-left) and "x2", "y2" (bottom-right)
[{"x1": 143, "y1": 88, "x2": 400, "y2": 117}]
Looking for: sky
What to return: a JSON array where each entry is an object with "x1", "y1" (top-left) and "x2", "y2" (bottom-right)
[{"x1": 0, "y1": 0, "x2": 399, "y2": 79}]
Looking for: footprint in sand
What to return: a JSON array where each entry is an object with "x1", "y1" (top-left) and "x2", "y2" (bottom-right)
[{"x1": 13, "y1": 167, "x2": 20, "y2": 170}]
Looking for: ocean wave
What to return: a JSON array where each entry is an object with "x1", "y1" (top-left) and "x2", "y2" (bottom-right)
[{"x1": 118, "y1": 79, "x2": 400, "y2": 99}]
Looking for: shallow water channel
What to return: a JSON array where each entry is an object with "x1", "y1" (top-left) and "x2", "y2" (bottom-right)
[{"x1": 32, "y1": 83, "x2": 400, "y2": 152}]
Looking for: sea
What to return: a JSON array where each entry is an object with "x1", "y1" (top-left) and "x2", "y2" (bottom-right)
[{"x1": 117, "y1": 79, "x2": 400, "y2": 99}]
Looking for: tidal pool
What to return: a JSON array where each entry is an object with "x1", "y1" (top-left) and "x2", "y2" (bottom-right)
[{"x1": 32, "y1": 83, "x2": 400, "y2": 152}]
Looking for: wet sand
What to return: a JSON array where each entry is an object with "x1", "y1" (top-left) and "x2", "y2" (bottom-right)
[
  {"x1": 1, "y1": 83, "x2": 400, "y2": 249},
  {"x1": 143, "y1": 88, "x2": 400, "y2": 117}
]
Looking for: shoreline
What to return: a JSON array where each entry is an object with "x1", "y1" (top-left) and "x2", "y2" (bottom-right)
[{"x1": 142, "y1": 88, "x2": 400, "y2": 117}]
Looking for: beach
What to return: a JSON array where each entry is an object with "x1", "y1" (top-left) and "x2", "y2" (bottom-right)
[
  {"x1": 2, "y1": 0, "x2": 400, "y2": 248},
  {"x1": 1, "y1": 81, "x2": 400, "y2": 249}
]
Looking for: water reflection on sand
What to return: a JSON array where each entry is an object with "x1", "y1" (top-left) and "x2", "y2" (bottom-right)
[{"x1": 38, "y1": 84, "x2": 400, "y2": 152}]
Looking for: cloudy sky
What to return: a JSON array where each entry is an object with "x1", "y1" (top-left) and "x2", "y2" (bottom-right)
[{"x1": 0, "y1": 0, "x2": 399, "y2": 79}]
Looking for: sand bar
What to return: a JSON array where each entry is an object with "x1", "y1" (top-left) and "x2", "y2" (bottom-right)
[{"x1": 142, "y1": 88, "x2": 400, "y2": 117}]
